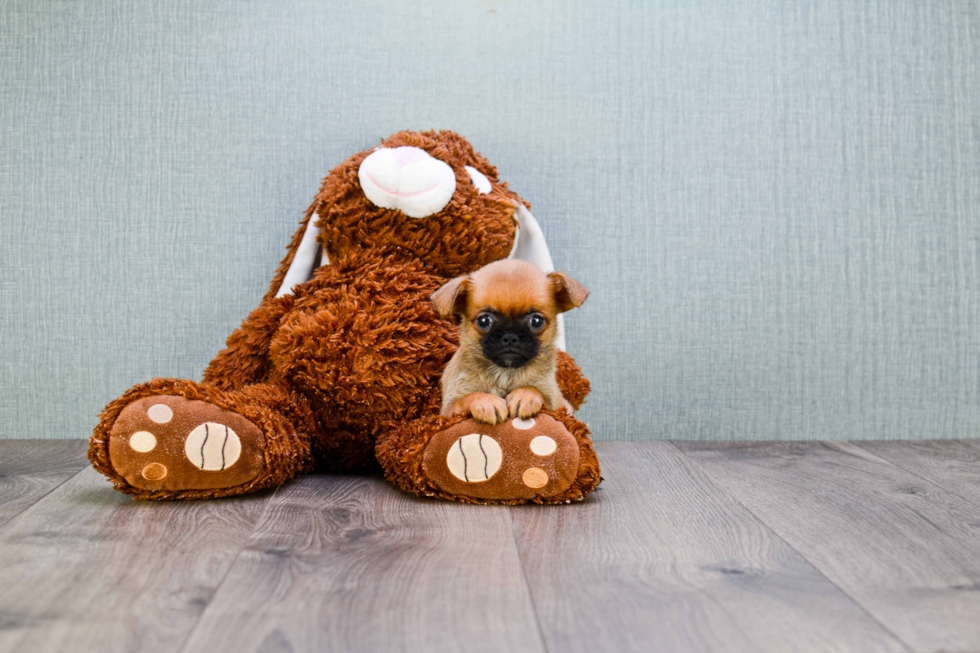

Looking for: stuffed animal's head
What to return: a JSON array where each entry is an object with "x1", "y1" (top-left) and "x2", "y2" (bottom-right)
[
  {"x1": 273, "y1": 131, "x2": 561, "y2": 341},
  {"x1": 312, "y1": 130, "x2": 522, "y2": 278}
]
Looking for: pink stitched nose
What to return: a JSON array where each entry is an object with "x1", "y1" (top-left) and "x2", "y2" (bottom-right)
[{"x1": 392, "y1": 146, "x2": 428, "y2": 167}]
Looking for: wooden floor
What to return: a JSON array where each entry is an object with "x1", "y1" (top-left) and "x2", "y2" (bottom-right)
[{"x1": 1, "y1": 440, "x2": 979, "y2": 653}]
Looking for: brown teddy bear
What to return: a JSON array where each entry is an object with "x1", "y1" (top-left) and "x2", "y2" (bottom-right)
[{"x1": 88, "y1": 130, "x2": 601, "y2": 504}]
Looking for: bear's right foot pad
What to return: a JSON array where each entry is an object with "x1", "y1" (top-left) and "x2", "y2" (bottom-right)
[
  {"x1": 422, "y1": 414, "x2": 580, "y2": 501},
  {"x1": 108, "y1": 395, "x2": 266, "y2": 491}
]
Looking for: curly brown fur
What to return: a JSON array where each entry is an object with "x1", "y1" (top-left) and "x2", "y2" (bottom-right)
[
  {"x1": 91, "y1": 130, "x2": 596, "y2": 504},
  {"x1": 312, "y1": 130, "x2": 521, "y2": 278},
  {"x1": 550, "y1": 408, "x2": 602, "y2": 503},
  {"x1": 203, "y1": 294, "x2": 295, "y2": 391},
  {"x1": 269, "y1": 249, "x2": 455, "y2": 447},
  {"x1": 555, "y1": 350, "x2": 591, "y2": 411},
  {"x1": 375, "y1": 408, "x2": 601, "y2": 505},
  {"x1": 89, "y1": 379, "x2": 314, "y2": 500}
]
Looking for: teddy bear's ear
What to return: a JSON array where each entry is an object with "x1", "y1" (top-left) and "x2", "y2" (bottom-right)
[
  {"x1": 268, "y1": 204, "x2": 329, "y2": 300},
  {"x1": 507, "y1": 203, "x2": 568, "y2": 351},
  {"x1": 508, "y1": 203, "x2": 556, "y2": 275}
]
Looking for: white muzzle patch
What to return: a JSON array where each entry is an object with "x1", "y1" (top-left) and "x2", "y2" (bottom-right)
[{"x1": 358, "y1": 146, "x2": 457, "y2": 218}]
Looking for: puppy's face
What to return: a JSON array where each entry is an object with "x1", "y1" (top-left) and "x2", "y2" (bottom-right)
[
  {"x1": 432, "y1": 259, "x2": 589, "y2": 369},
  {"x1": 475, "y1": 309, "x2": 544, "y2": 368}
]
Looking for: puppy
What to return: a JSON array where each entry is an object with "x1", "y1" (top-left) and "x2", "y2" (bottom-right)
[{"x1": 431, "y1": 259, "x2": 589, "y2": 425}]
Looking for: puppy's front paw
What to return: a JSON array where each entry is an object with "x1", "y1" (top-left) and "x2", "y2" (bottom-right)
[
  {"x1": 462, "y1": 393, "x2": 509, "y2": 425},
  {"x1": 506, "y1": 387, "x2": 544, "y2": 419}
]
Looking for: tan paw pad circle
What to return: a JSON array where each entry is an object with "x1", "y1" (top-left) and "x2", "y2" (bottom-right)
[
  {"x1": 129, "y1": 431, "x2": 157, "y2": 453},
  {"x1": 447, "y1": 434, "x2": 502, "y2": 482},
  {"x1": 512, "y1": 417, "x2": 536, "y2": 430},
  {"x1": 529, "y1": 435, "x2": 557, "y2": 456},
  {"x1": 141, "y1": 462, "x2": 168, "y2": 481},
  {"x1": 147, "y1": 404, "x2": 173, "y2": 424},
  {"x1": 522, "y1": 467, "x2": 549, "y2": 489},
  {"x1": 184, "y1": 423, "x2": 242, "y2": 471}
]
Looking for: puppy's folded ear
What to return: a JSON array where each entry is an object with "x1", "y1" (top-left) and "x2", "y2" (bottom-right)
[
  {"x1": 431, "y1": 275, "x2": 471, "y2": 318},
  {"x1": 549, "y1": 271, "x2": 590, "y2": 313}
]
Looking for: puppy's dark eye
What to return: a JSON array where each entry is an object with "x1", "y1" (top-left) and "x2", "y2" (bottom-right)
[
  {"x1": 475, "y1": 314, "x2": 494, "y2": 332},
  {"x1": 527, "y1": 314, "x2": 546, "y2": 333}
]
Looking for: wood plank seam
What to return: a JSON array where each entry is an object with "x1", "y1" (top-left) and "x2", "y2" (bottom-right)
[
  {"x1": 506, "y1": 509, "x2": 553, "y2": 653},
  {"x1": 0, "y1": 466, "x2": 279, "y2": 653},
  {"x1": 668, "y1": 442, "x2": 917, "y2": 653},
  {"x1": 0, "y1": 466, "x2": 90, "y2": 532},
  {"x1": 511, "y1": 442, "x2": 911, "y2": 653},
  {"x1": 172, "y1": 483, "x2": 284, "y2": 653},
  {"x1": 174, "y1": 475, "x2": 546, "y2": 653},
  {"x1": 850, "y1": 441, "x2": 980, "y2": 504}
]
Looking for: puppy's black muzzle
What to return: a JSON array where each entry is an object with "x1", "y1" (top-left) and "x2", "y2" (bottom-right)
[{"x1": 482, "y1": 323, "x2": 540, "y2": 368}]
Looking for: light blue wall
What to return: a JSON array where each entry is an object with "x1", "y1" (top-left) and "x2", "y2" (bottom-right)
[{"x1": 2, "y1": 1, "x2": 978, "y2": 441}]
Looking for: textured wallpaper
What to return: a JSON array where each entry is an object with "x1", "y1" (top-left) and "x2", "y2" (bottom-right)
[{"x1": 1, "y1": 0, "x2": 978, "y2": 441}]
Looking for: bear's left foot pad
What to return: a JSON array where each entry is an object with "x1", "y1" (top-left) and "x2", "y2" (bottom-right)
[
  {"x1": 422, "y1": 414, "x2": 580, "y2": 501},
  {"x1": 108, "y1": 395, "x2": 266, "y2": 491}
]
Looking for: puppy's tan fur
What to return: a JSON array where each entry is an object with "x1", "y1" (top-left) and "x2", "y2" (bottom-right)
[{"x1": 432, "y1": 259, "x2": 589, "y2": 425}]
